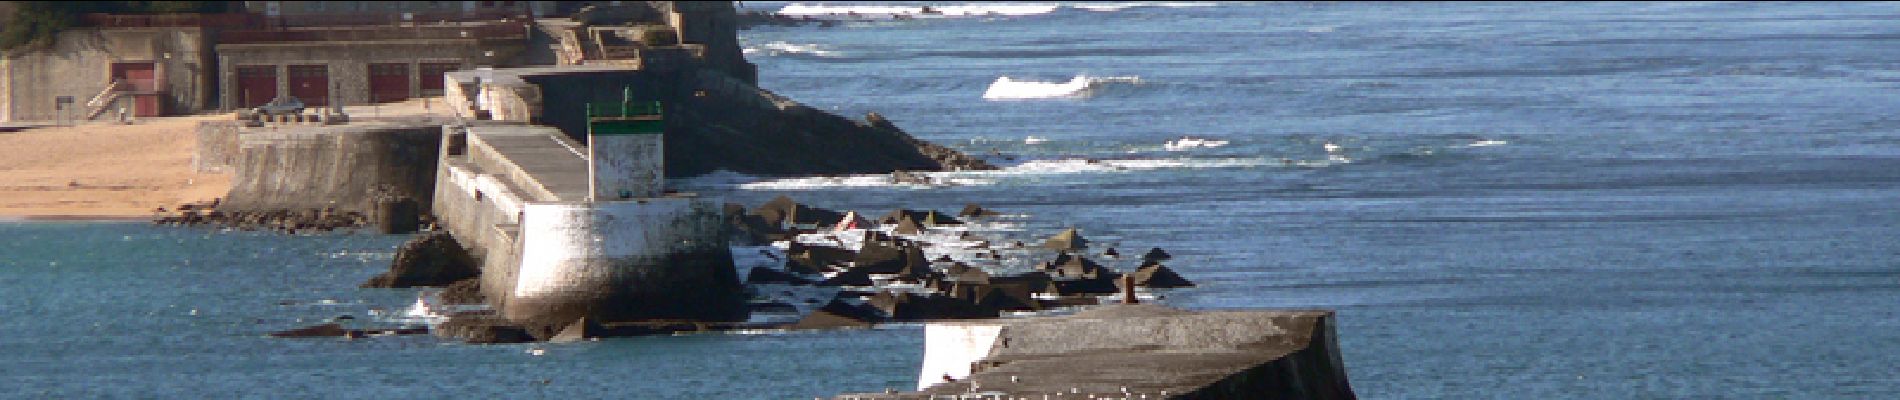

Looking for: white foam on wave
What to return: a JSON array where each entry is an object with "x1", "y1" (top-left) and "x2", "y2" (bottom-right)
[
  {"x1": 982, "y1": 75, "x2": 1141, "y2": 100},
  {"x1": 694, "y1": 155, "x2": 1274, "y2": 191},
  {"x1": 1070, "y1": 2, "x2": 1219, "y2": 12},
  {"x1": 745, "y1": 41, "x2": 841, "y2": 58},
  {"x1": 775, "y1": 3, "x2": 1060, "y2": 19},
  {"x1": 1163, "y1": 136, "x2": 1229, "y2": 151},
  {"x1": 1467, "y1": 139, "x2": 1509, "y2": 147}
]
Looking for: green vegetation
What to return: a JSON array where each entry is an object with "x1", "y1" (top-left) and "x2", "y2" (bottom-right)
[{"x1": 0, "y1": 1, "x2": 230, "y2": 51}]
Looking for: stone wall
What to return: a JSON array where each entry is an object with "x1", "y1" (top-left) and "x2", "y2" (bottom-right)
[
  {"x1": 1, "y1": 27, "x2": 213, "y2": 121},
  {"x1": 193, "y1": 120, "x2": 243, "y2": 173},
  {"x1": 220, "y1": 122, "x2": 442, "y2": 213}
]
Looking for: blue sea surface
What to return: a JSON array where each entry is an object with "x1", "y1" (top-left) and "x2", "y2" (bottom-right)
[{"x1": 8, "y1": 2, "x2": 1900, "y2": 398}]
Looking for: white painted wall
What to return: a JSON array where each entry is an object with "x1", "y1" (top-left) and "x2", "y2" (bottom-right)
[
  {"x1": 512, "y1": 198, "x2": 722, "y2": 300},
  {"x1": 916, "y1": 323, "x2": 1006, "y2": 390},
  {"x1": 588, "y1": 133, "x2": 664, "y2": 200}
]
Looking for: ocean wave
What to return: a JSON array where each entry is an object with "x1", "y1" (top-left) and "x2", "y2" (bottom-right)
[
  {"x1": 775, "y1": 3, "x2": 1060, "y2": 19},
  {"x1": 773, "y1": 2, "x2": 1218, "y2": 20},
  {"x1": 745, "y1": 41, "x2": 842, "y2": 58},
  {"x1": 982, "y1": 75, "x2": 1142, "y2": 100}
]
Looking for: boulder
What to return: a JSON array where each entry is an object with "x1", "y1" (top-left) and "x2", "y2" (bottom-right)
[
  {"x1": 1142, "y1": 247, "x2": 1173, "y2": 263},
  {"x1": 1126, "y1": 262, "x2": 1196, "y2": 288},
  {"x1": 1043, "y1": 228, "x2": 1089, "y2": 251},
  {"x1": 958, "y1": 203, "x2": 1001, "y2": 218},
  {"x1": 361, "y1": 233, "x2": 478, "y2": 288},
  {"x1": 753, "y1": 196, "x2": 845, "y2": 229},
  {"x1": 269, "y1": 323, "x2": 349, "y2": 338},
  {"x1": 438, "y1": 278, "x2": 485, "y2": 305},
  {"x1": 436, "y1": 314, "x2": 535, "y2": 344},
  {"x1": 784, "y1": 299, "x2": 883, "y2": 330},
  {"x1": 746, "y1": 266, "x2": 815, "y2": 285}
]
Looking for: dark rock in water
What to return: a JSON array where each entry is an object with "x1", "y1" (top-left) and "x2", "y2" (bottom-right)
[
  {"x1": 1042, "y1": 253, "x2": 1118, "y2": 280},
  {"x1": 974, "y1": 284, "x2": 1042, "y2": 312},
  {"x1": 791, "y1": 242, "x2": 858, "y2": 267},
  {"x1": 746, "y1": 266, "x2": 815, "y2": 285},
  {"x1": 958, "y1": 203, "x2": 1001, "y2": 218},
  {"x1": 1142, "y1": 247, "x2": 1173, "y2": 263},
  {"x1": 942, "y1": 263, "x2": 992, "y2": 285},
  {"x1": 784, "y1": 299, "x2": 882, "y2": 330},
  {"x1": 1127, "y1": 262, "x2": 1196, "y2": 288},
  {"x1": 438, "y1": 278, "x2": 485, "y2": 305},
  {"x1": 1043, "y1": 228, "x2": 1088, "y2": 251},
  {"x1": 361, "y1": 232, "x2": 478, "y2": 288},
  {"x1": 724, "y1": 203, "x2": 782, "y2": 246},
  {"x1": 270, "y1": 323, "x2": 349, "y2": 338},
  {"x1": 753, "y1": 195, "x2": 846, "y2": 229},
  {"x1": 785, "y1": 257, "x2": 825, "y2": 276},
  {"x1": 853, "y1": 240, "x2": 909, "y2": 274},
  {"x1": 818, "y1": 267, "x2": 874, "y2": 287},
  {"x1": 1103, "y1": 247, "x2": 1120, "y2": 258},
  {"x1": 436, "y1": 314, "x2": 535, "y2": 344},
  {"x1": 879, "y1": 209, "x2": 962, "y2": 227},
  {"x1": 891, "y1": 217, "x2": 925, "y2": 235},
  {"x1": 869, "y1": 291, "x2": 999, "y2": 321},
  {"x1": 748, "y1": 301, "x2": 799, "y2": 314}
]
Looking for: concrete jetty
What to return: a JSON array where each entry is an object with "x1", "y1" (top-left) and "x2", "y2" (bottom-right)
[
  {"x1": 838, "y1": 305, "x2": 1355, "y2": 399},
  {"x1": 431, "y1": 118, "x2": 745, "y2": 332}
]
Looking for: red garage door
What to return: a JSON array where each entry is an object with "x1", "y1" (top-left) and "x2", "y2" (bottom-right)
[
  {"x1": 112, "y1": 62, "x2": 158, "y2": 92},
  {"x1": 287, "y1": 64, "x2": 329, "y2": 107},
  {"x1": 368, "y1": 63, "x2": 411, "y2": 103},
  {"x1": 235, "y1": 65, "x2": 277, "y2": 108},
  {"x1": 419, "y1": 62, "x2": 460, "y2": 95},
  {"x1": 132, "y1": 93, "x2": 162, "y2": 117}
]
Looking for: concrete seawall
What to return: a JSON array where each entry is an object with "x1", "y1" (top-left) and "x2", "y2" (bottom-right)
[
  {"x1": 842, "y1": 305, "x2": 1356, "y2": 399},
  {"x1": 220, "y1": 121, "x2": 441, "y2": 213},
  {"x1": 431, "y1": 123, "x2": 744, "y2": 332}
]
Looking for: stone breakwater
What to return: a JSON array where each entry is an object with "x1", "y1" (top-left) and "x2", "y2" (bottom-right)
[{"x1": 364, "y1": 195, "x2": 1196, "y2": 343}]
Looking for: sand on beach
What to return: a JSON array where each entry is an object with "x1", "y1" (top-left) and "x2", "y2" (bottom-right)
[{"x1": 0, "y1": 98, "x2": 452, "y2": 219}]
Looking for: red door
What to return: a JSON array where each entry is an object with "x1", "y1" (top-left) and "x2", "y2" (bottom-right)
[
  {"x1": 418, "y1": 63, "x2": 459, "y2": 95},
  {"x1": 132, "y1": 93, "x2": 161, "y2": 117},
  {"x1": 235, "y1": 65, "x2": 277, "y2": 108},
  {"x1": 287, "y1": 64, "x2": 329, "y2": 107},
  {"x1": 368, "y1": 63, "x2": 410, "y2": 103},
  {"x1": 112, "y1": 62, "x2": 157, "y2": 91}
]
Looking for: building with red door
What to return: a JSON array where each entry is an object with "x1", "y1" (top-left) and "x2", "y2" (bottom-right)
[{"x1": 0, "y1": 2, "x2": 752, "y2": 122}]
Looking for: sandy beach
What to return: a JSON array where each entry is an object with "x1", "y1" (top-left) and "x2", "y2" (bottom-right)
[
  {"x1": 0, "y1": 114, "x2": 232, "y2": 219},
  {"x1": 0, "y1": 99, "x2": 450, "y2": 220}
]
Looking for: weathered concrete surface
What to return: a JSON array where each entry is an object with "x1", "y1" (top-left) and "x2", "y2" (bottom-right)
[
  {"x1": 840, "y1": 305, "x2": 1356, "y2": 400},
  {"x1": 219, "y1": 121, "x2": 441, "y2": 214},
  {"x1": 194, "y1": 121, "x2": 242, "y2": 173},
  {"x1": 1, "y1": 27, "x2": 214, "y2": 122}
]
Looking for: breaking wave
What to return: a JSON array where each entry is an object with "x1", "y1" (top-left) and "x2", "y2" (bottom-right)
[
  {"x1": 744, "y1": 41, "x2": 842, "y2": 58},
  {"x1": 772, "y1": 2, "x2": 1219, "y2": 20},
  {"x1": 775, "y1": 3, "x2": 1059, "y2": 19},
  {"x1": 982, "y1": 75, "x2": 1143, "y2": 100}
]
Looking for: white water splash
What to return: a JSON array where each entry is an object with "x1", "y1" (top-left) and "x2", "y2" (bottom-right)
[{"x1": 982, "y1": 75, "x2": 1141, "y2": 100}]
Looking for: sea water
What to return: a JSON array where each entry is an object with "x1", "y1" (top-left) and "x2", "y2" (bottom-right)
[{"x1": 8, "y1": 2, "x2": 1900, "y2": 398}]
